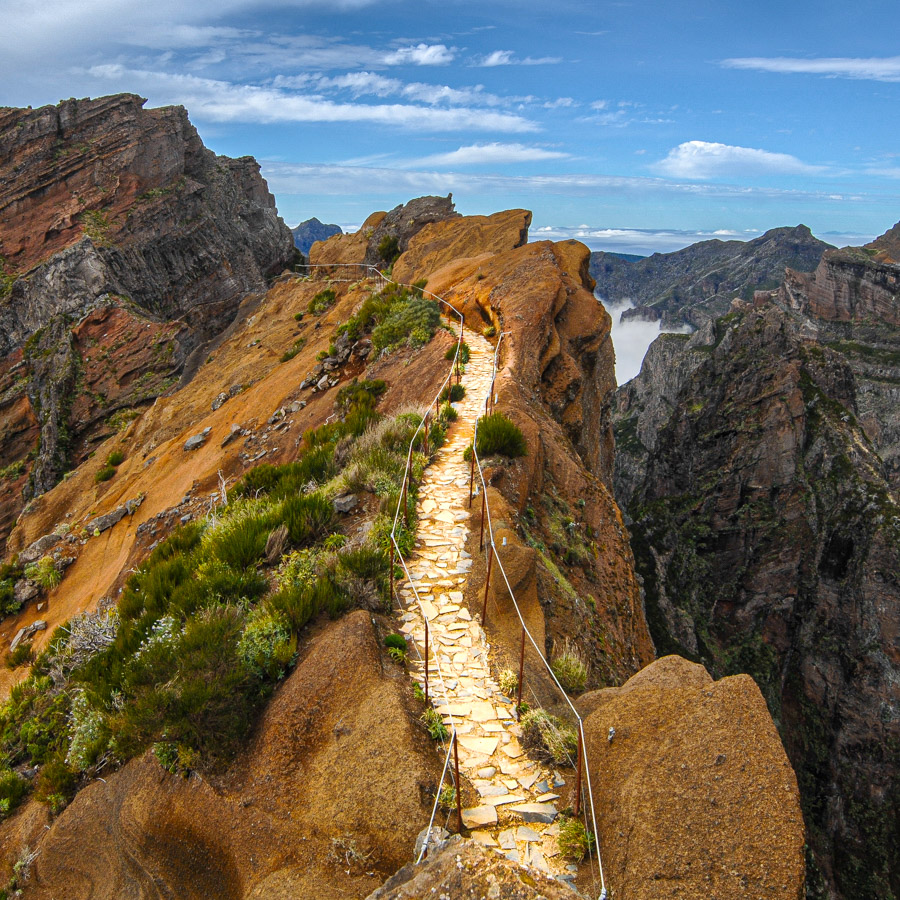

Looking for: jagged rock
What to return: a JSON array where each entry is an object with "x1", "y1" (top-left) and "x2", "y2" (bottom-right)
[
  {"x1": 582, "y1": 656, "x2": 805, "y2": 900},
  {"x1": 221, "y1": 424, "x2": 244, "y2": 447},
  {"x1": 183, "y1": 427, "x2": 211, "y2": 451},
  {"x1": 13, "y1": 580, "x2": 39, "y2": 606},
  {"x1": 18, "y1": 533, "x2": 62, "y2": 565},
  {"x1": 365, "y1": 836, "x2": 576, "y2": 900},
  {"x1": 0, "y1": 94, "x2": 294, "y2": 549},
  {"x1": 590, "y1": 224, "x2": 832, "y2": 328},
  {"x1": 211, "y1": 392, "x2": 228, "y2": 411},
  {"x1": 10, "y1": 620, "x2": 47, "y2": 652},
  {"x1": 315, "y1": 375, "x2": 329, "y2": 391},
  {"x1": 228, "y1": 384, "x2": 244, "y2": 398},
  {"x1": 413, "y1": 826, "x2": 450, "y2": 861},
  {"x1": 310, "y1": 195, "x2": 459, "y2": 268},
  {"x1": 292, "y1": 217, "x2": 342, "y2": 255},
  {"x1": 90, "y1": 507, "x2": 127, "y2": 533}
]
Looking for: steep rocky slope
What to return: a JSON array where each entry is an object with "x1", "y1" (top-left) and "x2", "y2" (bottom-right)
[
  {"x1": 615, "y1": 227, "x2": 900, "y2": 898},
  {"x1": 0, "y1": 94, "x2": 294, "y2": 548},
  {"x1": 591, "y1": 225, "x2": 831, "y2": 328}
]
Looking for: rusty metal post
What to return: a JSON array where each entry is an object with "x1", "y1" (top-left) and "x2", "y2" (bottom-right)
[
  {"x1": 453, "y1": 731, "x2": 463, "y2": 831},
  {"x1": 423, "y1": 412, "x2": 430, "y2": 457},
  {"x1": 479, "y1": 487, "x2": 486, "y2": 551},
  {"x1": 489, "y1": 381, "x2": 494, "y2": 414},
  {"x1": 402, "y1": 477, "x2": 409, "y2": 527},
  {"x1": 424, "y1": 618, "x2": 429, "y2": 705},
  {"x1": 516, "y1": 626, "x2": 526, "y2": 713},
  {"x1": 389, "y1": 543, "x2": 395, "y2": 606},
  {"x1": 468, "y1": 449, "x2": 475, "y2": 508},
  {"x1": 574, "y1": 726, "x2": 584, "y2": 817},
  {"x1": 481, "y1": 545, "x2": 493, "y2": 624}
]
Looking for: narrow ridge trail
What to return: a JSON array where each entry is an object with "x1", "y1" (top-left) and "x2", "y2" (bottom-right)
[{"x1": 394, "y1": 331, "x2": 577, "y2": 887}]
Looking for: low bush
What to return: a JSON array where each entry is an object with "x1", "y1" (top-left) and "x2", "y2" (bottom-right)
[
  {"x1": 106, "y1": 449, "x2": 125, "y2": 467},
  {"x1": 498, "y1": 669, "x2": 518, "y2": 696},
  {"x1": 557, "y1": 817, "x2": 595, "y2": 861},
  {"x1": 308, "y1": 288, "x2": 336, "y2": 315},
  {"x1": 551, "y1": 638, "x2": 588, "y2": 693},
  {"x1": 377, "y1": 234, "x2": 400, "y2": 264},
  {"x1": 475, "y1": 413, "x2": 527, "y2": 458},
  {"x1": 6, "y1": 642, "x2": 33, "y2": 669},
  {"x1": 33, "y1": 755, "x2": 76, "y2": 807},
  {"x1": 440, "y1": 383, "x2": 465, "y2": 403},
  {"x1": 384, "y1": 634, "x2": 407, "y2": 651},
  {"x1": 280, "y1": 337, "x2": 306, "y2": 362},
  {"x1": 282, "y1": 493, "x2": 335, "y2": 546},
  {"x1": 444, "y1": 342, "x2": 470, "y2": 365},
  {"x1": 0, "y1": 769, "x2": 28, "y2": 816},
  {"x1": 520, "y1": 708, "x2": 578, "y2": 765},
  {"x1": 95, "y1": 465, "x2": 116, "y2": 483},
  {"x1": 23, "y1": 557, "x2": 61, "y2": 591},
  {"x1": 421, "y1": 707, "x2": 449, "y2": 741},
  {"x1": 483, "y1": 325, "x2": 496, "y2": 338}
]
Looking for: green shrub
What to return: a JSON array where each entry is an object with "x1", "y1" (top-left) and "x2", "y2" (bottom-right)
[
  {"x1": 6, "y1": 642, "x2": 33, "y2": 669},
  {"x1": 23, "y1": 557, "x2": 61, "y2": 591},
  {"x1": 384, "y1": 634, "x2": 407, "y2": 651},
  {"x1": 377, "y1": 234, "x2": 400, "y2": 263},
  {"x1": 520, "y1": 708, "x2": 577, "y2": 765},
  {"x1": 476, "y1": 413, "x2": 527, "y2": 458},
  {"x1": 282, "y1": 493, "x2": 335, "y2": 546},
  {"x1": 444, "y1": 342, "x2": 470, "y2": 364},
  {"x1": 202, "y1": 513, "x2": 274, "y2": 571},
  {"x1": 442, "y1": 383, "x2": 465, "y2": 403},
  {"x1": 106, "y1": 449, "x2": 125, "y2": 467},
  {"x1": 387, "y1": 645, "x2": 406, "y2": 664},
  {"x1": 558, "y1": 817, "x2": 595, "y2": 861},
  {"x1": 95, "y1": 465, "x2": 116, "y2": 483},
  {"x1": 280, "y1": 337, "x2": 306, "y2": 362},
  {"x1": 551, "y1": 639, "x2": 588, "y2": 693},
  {"x1": 33, "y1": 756, "x2": 75, "y2": 806},
  {"x1": 308, "y1": 288, "x2": 336, "y2": 315},
  {"x1": 483, "y1": 325, "x2": 496, "y2": 338},
  {"x1": 421, "y1": 707, "x2": 449, "y2": 741},
  {"x1": 498, "y1": 669, "x2": 518, "y2": 696},
  {"x1": 238, "y1": 608, "x2": 295, "y2": 680},
  {"x1": 0, "y1": 770, "x2": 28, "y2": 817},
  {"x1": 440, "y1": 401, "x2": 458, "y2": 423},
  {"x1": 336, "y1": 378, "x2": 386, "y2": 413},
  {"x1": 372, "y1": 295, "x2": 440, "y2": 354},
  {"x1": 293, "y1": 312, "x2": 304, "y2": 322}
]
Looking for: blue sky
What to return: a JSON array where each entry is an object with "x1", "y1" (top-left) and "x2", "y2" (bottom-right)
[{"x1": 2, "y1": 0, "x2": 898, "y2": 253}]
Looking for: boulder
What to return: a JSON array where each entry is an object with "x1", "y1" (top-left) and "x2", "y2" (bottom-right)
[
  {"x1": 18, "y1": 533, "x2": 62, "y2": 565},
  {"x1": 582, "y1": 655, "x2": 805, "y2": 900}
]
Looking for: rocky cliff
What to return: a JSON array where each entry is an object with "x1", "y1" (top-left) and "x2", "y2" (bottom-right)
[
  {"x1": 0, "y1": 94, "x2": 294, "y2": 547},
  {"x1": 591, "y1": 225, "x2": 831, "y2": 328},
  {"x1": 615, "y1": 227, "x2": 900, "y2": 898},
  {"x1": 291, "y1": 217, "x2": 341, "y2": 255}
]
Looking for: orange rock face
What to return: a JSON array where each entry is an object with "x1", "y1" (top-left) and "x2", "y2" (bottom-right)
[{"x1": 581, "y1": 656, "x2": 806, "y2": 900}]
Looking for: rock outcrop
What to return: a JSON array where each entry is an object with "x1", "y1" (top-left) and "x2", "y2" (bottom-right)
[
  {"x1": 617, "y1": 272, "x2": 900, "y2": 896},
  {"x1": 5, "y1": 612, "x2": 442, "y2": 900},
  {"x1": 581, "y1": 655, "x2": 805, "y2": 900},
  {"x1": 591, "y1": 225, "x2": 831, "y2": 328},
  {"x1": 291, "y1": 216, "x2": 341, "y2": 255},
  {"x1": 0, "y1": 94, "x2": 294, "y2": 546},
  {"x1": 309, "y1": 195, "x2": 458, "y2": 268}
]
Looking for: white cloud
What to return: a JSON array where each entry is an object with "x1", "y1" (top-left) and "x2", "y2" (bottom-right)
[
  {"x1": 472, "y1": 50, "x2": 562, "y2": 67},
  {"x1": 543, "y1": 97, "x2": 578, "y2": 109},
  {"x1": 383, "y1": 43, "x2": 455, "y2": 66},
  {"x1": 722, "y1": 55, "x2": 900, "y2": 82},
  {"x1": 408, "y1": 142, "x2": 570, "y2": 167},
  {"x1": 655, "y1": 141, "x2": 827, "y2": 179},
  {"x1": 86, "y1": 66, "x2": 539, "y2": 132}
]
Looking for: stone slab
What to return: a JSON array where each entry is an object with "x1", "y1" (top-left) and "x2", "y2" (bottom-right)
[{"x1": 461, "y1": 806, "x2": 498, "y2": 829}]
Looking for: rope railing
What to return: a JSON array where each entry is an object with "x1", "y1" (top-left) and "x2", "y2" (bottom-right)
[
  {"x1": 298, "y1": 262, "x2": 470, "y2": 858},
  {"x1": 300, "y1": 264, "x2": 608, "y2": 897},
  {"x1": 472, "y1": 331, "x2": 608, "y2": 900}
]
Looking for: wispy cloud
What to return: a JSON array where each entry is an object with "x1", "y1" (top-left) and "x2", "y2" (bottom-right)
[
  {"x1": 383, "y1": 43, "x2": 456, "y2": 66},
  {"x1": 472, "y1": 49, "x2": 562, "y2": 67},
  {"x1": 86, "y1": 65, "x2": 539, "y2": 132},
  {"x1": 407, "y1": 142, "x2": 570, "y2": 167},
  {"x1": 654, "y1": 140, "x2": 827, "y2": 179},
  {"x1": 722, "y1": 55, "x2": 900, "y2": 82}
]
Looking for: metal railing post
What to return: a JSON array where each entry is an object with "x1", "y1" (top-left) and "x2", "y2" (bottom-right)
[
  {"x1": 468, "y1": 450, "x2": 475, "y2": 508},
  {"x1": 453, "y1": 731, "x2": 463, "y2": 831},
  {"x1": 389, "y1": 543, "x2": 395, "y2": 606},
  {"x1": 479, "y1": 487, "x2": 486, "y2": 551},
  {"x1": 424, "y1": 618, "x2": 429, "y2": 705},
  {"x1": 574, "y1": 726, "x2": 584, "y2": 817},
  {"x1": 516, "y1": 626, "x2": 526, "y2": 714},
  {"x1": 481, "y1": 544, "x2": 493, "y2": 625}
]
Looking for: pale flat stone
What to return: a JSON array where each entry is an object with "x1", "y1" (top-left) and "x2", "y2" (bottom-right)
[
  {"x1": 471, "y1": 831, "x2": 498, "y2": 847},
  {"x1": 449, "y1": 591, "x2": 464, "y2": 602},
  {"x1": 469, "y1": 702, "x2": 496, "y2": 722},
  {"x1": 419, "y1": 600, "x2": 439, "y2": 620},
  {"x1": 458, "y1": 736, "x2": 499, "y2": 756},
  {"x1": 508, "y1": 803, "x2": 558, "y2": 824},
  {"x1": 516, "y1": 826, "x2": 542, "y2": 842},
  {"x1": 484, "y1": 793, "x2": 526, "y2": 807},
  {"x1": 461, "y1": 806, "x2": 498, "y2": 828},
  {"x1": 497, "y1": 829, "x2": 517, "y2": 849},
  {"x1": 482, "y1": 722, "x2": 505, "y2": 732},
  {"x1": 477, "y1": 784, "x2": 508, "y2": 798},
  {"x1": 498, "y1": 759, "x2": 522, "y2": 776},
  {"x1": 500, "y1": 742, "x2": 524, "y2": 759},
  {"x1": 536, "y1": 792, "x2": 560, "y2": 803},
  {"x1": 518, "y1": 772, "x2": 539, "y2": 790},
  {"x1": 457, "y1": 608, "x2": 472, "y2": 621}
]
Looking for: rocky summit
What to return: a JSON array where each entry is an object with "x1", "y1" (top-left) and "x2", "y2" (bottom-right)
[{"x1": 0, "y1": 93, "x2": 896, "y2": 900}]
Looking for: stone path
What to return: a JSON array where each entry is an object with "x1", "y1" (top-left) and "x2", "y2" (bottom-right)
[{"x1": 394, "y1": 330, "x2": 578, "y2": 889}]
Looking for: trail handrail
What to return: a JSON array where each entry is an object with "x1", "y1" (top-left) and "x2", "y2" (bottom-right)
[
  {"x1": 299, "y1": 262, "x2": 467, "y2": 861},
  {"x1": 473, "y1": 332, "x2": 607, "y2": 899}
]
